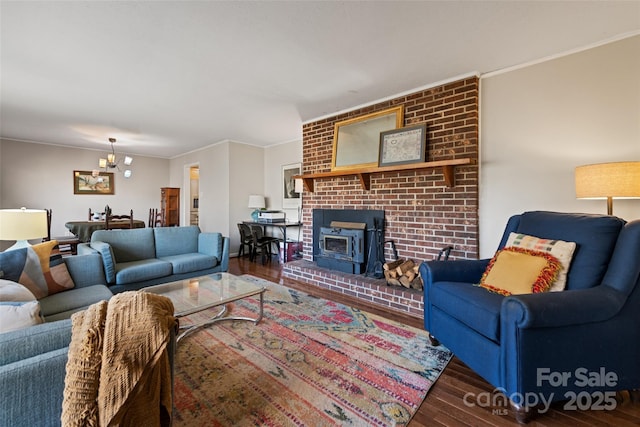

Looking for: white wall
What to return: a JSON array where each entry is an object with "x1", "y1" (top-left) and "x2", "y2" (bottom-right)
[
  {"x1": 0, "y1": 138, "x2": 169, "y2": 247},
  {"x1": 169, "y1": 141, "x2": 264, "y2": 255},
  {"x1": 480, "y1": 35, "x2": 640, "y2": 258},
  {"x1": 229, "y1": 141, "x2": 265, "y2": 220},
  {"x1": 264, "y1": 140, "x2": 303, "y2": 218}
]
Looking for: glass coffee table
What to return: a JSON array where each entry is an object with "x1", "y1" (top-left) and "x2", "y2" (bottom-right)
[{"x1": 146, "y1": 272, "x2": 266, "y2": 342}]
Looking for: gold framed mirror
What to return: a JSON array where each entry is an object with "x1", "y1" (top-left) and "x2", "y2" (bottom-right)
[{"x1": 331, "y1": 106, "x2": 404, "y2": 171}]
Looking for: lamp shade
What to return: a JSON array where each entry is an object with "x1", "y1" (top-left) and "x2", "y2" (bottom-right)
[
  {"x1": 248, "y1": 195, "x2": 265, "y2": 209},
  {"x1": 575, "y1": 162, "x2": 640, "y2": 199},
  {"x1": 0, "y1": 208, "x2": 48, "y2": 241}
]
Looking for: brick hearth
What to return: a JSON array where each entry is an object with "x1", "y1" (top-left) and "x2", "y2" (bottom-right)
[
  {"x1": 284, "y1": 259, "x2": 424, "y2": 318},
  {"x1": 283, "y1": 76, "x2": 479, "y2": 318}
]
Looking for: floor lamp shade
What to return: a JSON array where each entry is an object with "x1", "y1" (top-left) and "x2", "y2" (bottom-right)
[
  {"x1": 0, "y1": 208, "x2": 48, "y2": 250},
  {"x1": 575, "y1": 161, "x2": 640, "y2": 214}
]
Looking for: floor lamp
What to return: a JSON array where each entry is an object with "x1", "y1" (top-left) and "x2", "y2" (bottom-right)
[{"x1": 575, "y1": 161, "x2": 640, "y2": 215}]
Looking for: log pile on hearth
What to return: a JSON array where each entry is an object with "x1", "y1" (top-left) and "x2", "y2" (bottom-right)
[{"x1": 383, "y1": 259, "x2": 423, "y2": 289}]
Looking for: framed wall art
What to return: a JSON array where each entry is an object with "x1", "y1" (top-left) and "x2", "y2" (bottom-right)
[
  {"x1": 282, "y1": 163, "x2": 301, "y2": 208},
  {"x1": 73, "y1": 170, "x2": 114, "y2": 195},
  {"x1": 331, "y1": 106, "x2": 404, "y2": 171},
  {"x1": 378, "y1": 124, "x2": 427, "y2": 167}
]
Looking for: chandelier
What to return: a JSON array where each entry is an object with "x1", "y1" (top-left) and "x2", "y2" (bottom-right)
[{"x1": 94, "y1": 137, "x2": 133, "y2": 178}]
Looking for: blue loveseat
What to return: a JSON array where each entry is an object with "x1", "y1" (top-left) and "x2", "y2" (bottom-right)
[
  {"x1": 420, "y1": 211, "x2": 640, "y2": 421},
  {"x1": 79, "y1": 225, "x2": 230, "y2": 293}
]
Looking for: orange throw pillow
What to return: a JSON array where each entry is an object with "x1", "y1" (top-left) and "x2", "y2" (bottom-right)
[{"x1": 479, "y1": 247, "x2": 561, "y2": 296}]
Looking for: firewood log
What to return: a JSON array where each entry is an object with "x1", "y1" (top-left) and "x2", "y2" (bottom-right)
[
  {"x1": 399, "y1": 275, "x2": 412, "y2": 288},
  {"x1": 410, "y1": 276, "x2": 423, "y2": 289},
  {"x1": 395, "y1": 259, "x2": 415, "y2": 277},
  {"x1": 383, "y1": 259, "x2": 404, "y2": 271}
]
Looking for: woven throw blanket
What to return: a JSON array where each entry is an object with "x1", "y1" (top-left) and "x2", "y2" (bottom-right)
[{"x1": 61, "y1": 291, "x2": 176, "y2": 427}]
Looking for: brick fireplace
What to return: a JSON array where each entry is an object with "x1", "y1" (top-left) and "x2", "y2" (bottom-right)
[{"x1": 283, "y1": 76, "x2": 479, "y2": 319}]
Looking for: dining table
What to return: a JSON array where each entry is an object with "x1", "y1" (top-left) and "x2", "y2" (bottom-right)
[{"x1": 64, "y1": 220, "x2": 146, "y2": 243}]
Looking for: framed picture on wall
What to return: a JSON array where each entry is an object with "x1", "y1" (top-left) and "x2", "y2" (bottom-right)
[
  {"x1": 282, "y1": 163, "x2": 301, "y2": 208},
  {"x1": 73, "y1": 170, "x2": 114, "y2": 195}
]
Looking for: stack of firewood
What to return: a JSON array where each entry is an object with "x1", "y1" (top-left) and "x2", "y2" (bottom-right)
[{"x1": 383, "y1": 259, "x2": 423, "y2": 289}]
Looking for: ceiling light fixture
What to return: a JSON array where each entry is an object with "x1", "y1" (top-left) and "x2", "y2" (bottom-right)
[{"x1": 94, "y1": 137, "x2": 133, "y2": 178}]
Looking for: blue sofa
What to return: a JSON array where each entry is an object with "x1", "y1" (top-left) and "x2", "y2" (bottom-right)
[
  {"x1": 0, "y1": 307, "x2": 177, "y2": 426},
  {"x1": 420, "y1": 211, "x2": 640, "y2": 421},
  {"x1": 0, "y1": 250, "x2": 115, "y2": 424},
  {"x1": 0, "y1": 319, "x2": 72, "y2": 426},
  {"x1": 0, "y1": 225, "x2": 228, "y2": 425},
  {"x1": 78, "y1": 225, "x2": 230, "y2": 293}
]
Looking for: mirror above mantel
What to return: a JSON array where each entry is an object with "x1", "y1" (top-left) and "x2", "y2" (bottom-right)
[{"x1": 331, "y1": 106, "x2": 404, "y2": 171}]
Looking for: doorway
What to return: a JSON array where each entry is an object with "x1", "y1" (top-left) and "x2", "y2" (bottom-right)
[{"x1": 189, "y1": 165, "x2": 199, "y2": 226}]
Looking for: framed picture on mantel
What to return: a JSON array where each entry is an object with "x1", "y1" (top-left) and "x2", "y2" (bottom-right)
[{"x1": 378, "y1": 124, "x2": 427, "y2": 167}]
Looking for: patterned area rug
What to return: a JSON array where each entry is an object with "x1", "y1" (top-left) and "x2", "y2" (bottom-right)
[{"x1": 173, "y1": 275, "x2": 452, "y2": 426}]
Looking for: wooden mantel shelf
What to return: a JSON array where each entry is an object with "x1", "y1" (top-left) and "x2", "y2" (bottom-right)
[{"x1": 294, "y1": 158, "x2": 474, "y2": 192}]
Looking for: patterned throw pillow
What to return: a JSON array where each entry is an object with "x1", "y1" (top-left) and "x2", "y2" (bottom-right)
[
  {"x1": 0, "y1": 241, "x2": 75, "y2": 299},
  {"x1": 0, "y1": 247, "x2": 49, "y2": 299},
  {"x1": 478, "y1": 247, "x2": 562, "y2": 296},
  {"x1": 31, "y1": 240, "x2": 75, "y2": 296},
  {"x1": 505, "y1": 232, "x2": 576, "y2": 291}
]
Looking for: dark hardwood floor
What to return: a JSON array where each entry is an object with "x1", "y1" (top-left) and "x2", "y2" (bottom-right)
[{"x1": 229, "y1": 256, "x2": 640, "y2": 426}]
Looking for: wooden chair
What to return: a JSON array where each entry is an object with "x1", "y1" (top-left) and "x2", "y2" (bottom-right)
[
  {"x1": 249, "y1": 224, "x2": 280, "y2": 264},
  {"x1": 237, "y1": 223, "x2": 253, "y2": 257},
  {"x1": 44, "y1": 209, "x2": 80, "y2": 256},
  {"x1": 105, "y1": 209, "x2": 134, "y2": 230},
  {"x1": 148, "y1": 208, "x2": 164, "y2": 228}
]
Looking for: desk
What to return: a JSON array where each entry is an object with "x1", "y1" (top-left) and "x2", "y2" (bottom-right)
[
  {"x1": 243, "y1": 221, "x2": 302, "y2": 262},
  {"x1": 65, "y1": 220, "x2": 146, "y2": 243}
]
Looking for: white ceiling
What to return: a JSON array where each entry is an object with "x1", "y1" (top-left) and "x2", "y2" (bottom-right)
[{"x1": 1, "y1": 1, "x2": 639, "y2": 158}]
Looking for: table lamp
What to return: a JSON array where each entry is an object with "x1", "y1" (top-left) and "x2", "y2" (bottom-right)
[
  {"x1": 575, "y1": 161, "x2": 640, "y2": 215},
  {"x1": 248, "y1": 195, "x2": 265, "y2": 221},
  {"x1": 0, "y1": 208, "x2": 48, "y2": 251}
]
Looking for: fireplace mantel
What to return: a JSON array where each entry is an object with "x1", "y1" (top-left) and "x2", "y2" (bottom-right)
[{"x1": 294, "y1": 157, "x2": 473, "y2": 192}]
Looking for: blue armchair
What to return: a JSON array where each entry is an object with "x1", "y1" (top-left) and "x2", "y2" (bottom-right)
[{"x1": 420, "y1": 211, "x2": 640, "y2": 421}]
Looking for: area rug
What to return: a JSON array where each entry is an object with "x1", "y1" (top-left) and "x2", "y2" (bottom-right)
[{"x1": 173, "y1": 275, "x2": 452, "y2": 426}]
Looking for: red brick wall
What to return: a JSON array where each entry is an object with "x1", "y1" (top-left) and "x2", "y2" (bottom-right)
[{"x1": 284, "y1": 76, "x2": 479, "y2": 318}]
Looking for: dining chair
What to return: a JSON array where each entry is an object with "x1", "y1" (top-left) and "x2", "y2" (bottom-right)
[
  {"x1": 105, "y1": 209, "x2": 134, "y2": 230},
  {"x1": 237, "y1": 223, "x2": 253, "y2": 257},
  {"x1": 249, "y1": 224, "x2": 280, "y2": 264},
  {"x1": 43, "y1": 209, "x2": 80, "y2": 255},
  {"x1": 149, "y1": 208, "x2": 164, "y2": 228}
]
